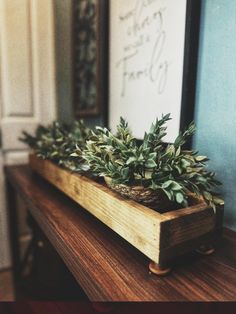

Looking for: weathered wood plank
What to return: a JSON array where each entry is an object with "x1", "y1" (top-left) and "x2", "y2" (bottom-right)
[
  {"x1": 29, "y1": 154, "x2": 221, "y2": 265},
  {"x1": 160, "y1": 207, "x2": 215, "y2": 249},
  {"x1": 29, "y1": 154, "x2": 163, "y2": 263}
]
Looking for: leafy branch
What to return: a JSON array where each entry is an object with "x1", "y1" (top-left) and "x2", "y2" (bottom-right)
[
  {"x1": 82, "y1": 115, "x2": 223, "y2": 209},
  {"x1": 20, "y1": 120, "x2": 91, "y2": 172}
]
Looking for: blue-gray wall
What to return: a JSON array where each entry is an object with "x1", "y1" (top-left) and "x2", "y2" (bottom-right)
[{"x1": 193, "y1": 0, "x2": 236, "y2": 230}]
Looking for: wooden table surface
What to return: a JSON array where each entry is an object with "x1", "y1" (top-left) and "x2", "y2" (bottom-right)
[{"x1": 5, "y1": 165, "x2": 236, "y2": 301}]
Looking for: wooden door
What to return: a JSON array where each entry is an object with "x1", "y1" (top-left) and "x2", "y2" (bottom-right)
[{"x1": 0, "y1": 0, "x2": 57, "y2": 269}]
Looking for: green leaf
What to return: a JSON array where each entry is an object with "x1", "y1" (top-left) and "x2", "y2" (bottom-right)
[
  {"x1": 181, "y1": 159, "x2": 191, "y2": 168},
  {"x1": 171, "y1": 182, "x2": 182, "y2": 191},
  {"x1": 212, "y1": 196, "x2": 224, "y2": 205},
  {"x1": 176, "y1": 192, "x2": 184, "y2": 204},
  {"x1": 203, "y1": 191, "x2": 213, "y2": 201},
  {"x1": 166, "y1": 145, "x2": 175, "y2": 155},
  {"x1": 149, "y1": 152, "x2": 157, "y2": 159},
  {"x1": 145, "y1": 159, "x2": 157, "y2": 168},
  {"x1": 126, "y1": 157, "x2": 136, "y2": 165},
  {"x1": 174, "y1": 165, "x2": 182, "y2": 174},
  {"x1": 150, "y1": 182, "x2": 161, "y2": 190},
  {"x1": 121, "y1": 167, "x2": 129, "y2": 178},
  {"x1": 144, "y1": 171, "x2": 153, "y2": 179},
  {"x1": 162, "y1": 180, "x2": 173, "y2": 189},
  {"x1": 51, "y1": 151, "x2": 59, "y2": 157},
  {"x1": 115, "y1": 159, "x2": 125, "y2": 166},
  {"x1": 176, "y1": 146, "x2": 181, "y2": 156},
  {"x1": 162, "y1": 189, "x2": 173, "y2": 201},
  {"x1": 70, "y1": 152, "x2": 80, "y2": 157},
  {"x1": 195, "y1": 156, "x2": 209, "y2": 162}
]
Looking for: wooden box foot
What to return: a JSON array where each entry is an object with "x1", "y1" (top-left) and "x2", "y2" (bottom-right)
[
  {"x1": 196, "y1": 244, "x2": 215, "y2": 255},
  {"x1": 149, "y1": 261, "x2": 171, "y2": 276}
]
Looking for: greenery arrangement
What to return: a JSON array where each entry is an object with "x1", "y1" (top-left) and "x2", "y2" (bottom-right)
[
  {"x1": 79, "y1": 114, "x2": 223, "y2": 210},
  {"x1": 20, "y1": 120, "x2": 90, "y2": 172},
  {"x1": 20, "y1": 115, "x2": 223, "y2": 211}
]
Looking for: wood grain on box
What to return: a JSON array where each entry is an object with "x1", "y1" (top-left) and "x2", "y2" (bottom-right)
[{"x1": 29, "y1": 154, "x2": 223, "y2": 268}]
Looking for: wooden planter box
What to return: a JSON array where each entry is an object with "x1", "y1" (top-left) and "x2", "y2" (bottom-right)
[{"x1": 29, "y1": 154, "x2": 224, "y2": 275}]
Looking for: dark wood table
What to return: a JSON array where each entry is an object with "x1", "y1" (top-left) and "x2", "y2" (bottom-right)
[{"x1": 5, "y1": 165, "x2": 236, "y2": 301}]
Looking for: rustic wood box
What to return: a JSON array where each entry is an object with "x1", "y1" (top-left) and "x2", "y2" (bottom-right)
[{"x1": 29, "y1": 154, "x2": 224, "y2": 275}]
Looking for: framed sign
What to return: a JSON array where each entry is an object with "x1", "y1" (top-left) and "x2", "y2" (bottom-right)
[
  {"x1": 72, "y1": 0, "x2": 108, "y2": 117},
  {"x1": 109, "y1": 0, "x2": 201, "y2": 142}
]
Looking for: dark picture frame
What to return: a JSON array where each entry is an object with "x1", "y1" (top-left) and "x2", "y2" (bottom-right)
[
  {"x1": 108, "y1": 0, "x2": 201, "y2": 145},
  {"x1": 72, "y1": 0, "x2": 108, "y2": 118},
  {"x1": 179, "y1": 0, "x2": 201, "y2": 143}
]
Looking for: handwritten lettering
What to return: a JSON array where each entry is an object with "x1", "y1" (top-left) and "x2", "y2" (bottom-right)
[{"x1": 116, "y1": 0, "x2": 169, "y2": 97}]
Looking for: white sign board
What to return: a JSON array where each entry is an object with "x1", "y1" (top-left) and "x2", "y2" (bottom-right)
[{"x1": 109, "y1": 0, "x2": 188, "y2": 142}]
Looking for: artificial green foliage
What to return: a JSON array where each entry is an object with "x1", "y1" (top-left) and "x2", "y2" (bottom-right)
[
  {"x1": 19, "y1": 120, "x2": 91, "y2": 172},
  {"x1": 20, "y1": 115, "x2": 223, "y2": 211},
  {"x1": 81, "y1": 114, "x2": 223, "y2": 210}
]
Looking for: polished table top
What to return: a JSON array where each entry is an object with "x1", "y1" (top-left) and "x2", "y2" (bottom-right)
[{"x1": 5, "y1": 165, "x2": 236, "y2": 301}]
